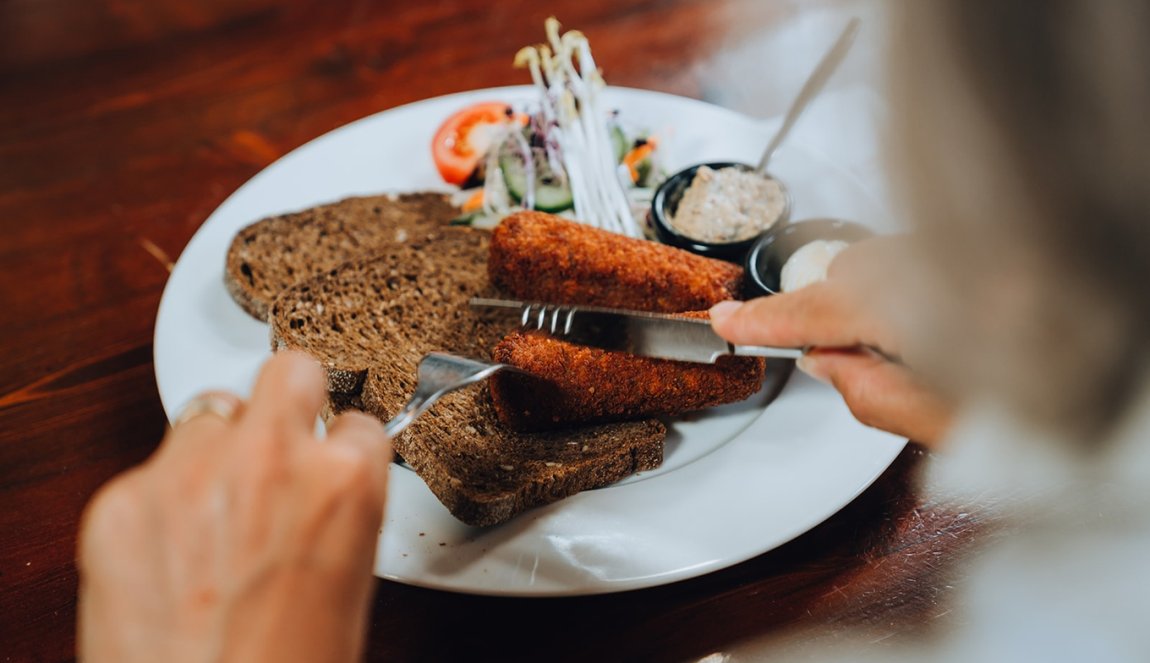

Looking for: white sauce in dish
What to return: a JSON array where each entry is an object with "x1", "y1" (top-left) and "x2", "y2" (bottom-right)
[
  {"x1": 780, "y1": 239, "x2": 850, "y2": 292},
  {"x1": 668, "y1": 166, "x2": 786, "y2": 243}
]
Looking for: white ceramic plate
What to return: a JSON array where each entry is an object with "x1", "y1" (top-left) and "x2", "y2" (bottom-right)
[{"x1": 154, "y1": 86, "x2": 906, "y2": 596}]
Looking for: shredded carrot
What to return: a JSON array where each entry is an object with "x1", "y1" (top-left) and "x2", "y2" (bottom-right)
[
  {"x1": 622, "y1": 137, "x2": 658, "y2": 183},
  {"x1": 461, "y1": 189, "x2": 485, "y2": 212}
]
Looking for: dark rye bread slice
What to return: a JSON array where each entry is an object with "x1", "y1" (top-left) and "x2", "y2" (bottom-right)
[
  {"x1": 361, "y1": 377, "x2": 664, "y2": 527},
  {"x1": 226, "y1": 192, "x2": 459, "y2": 320},
  {"x1": 269, "y1": 227, "x2": 666, "y2": 526},
  {"x1": 267, "y1": 227, "x2": 471, "y2": 394}
]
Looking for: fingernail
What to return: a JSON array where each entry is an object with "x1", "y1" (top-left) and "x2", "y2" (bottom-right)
[
  {"x1": 708, "y1": 300, "x2": 743, "y2": 324},
  {"x1": 796, "y1": 354, "x2": 829, "y2": 383}
]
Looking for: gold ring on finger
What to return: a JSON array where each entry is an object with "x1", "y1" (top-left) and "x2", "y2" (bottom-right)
[{"x1": 173, "y1": 392, "x2": 243, "y2": 428}]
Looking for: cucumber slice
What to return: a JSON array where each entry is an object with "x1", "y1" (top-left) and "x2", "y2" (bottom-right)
[
  {"x1": 499, "y1": 148, "x2": 574, "y2": 213},
  {"x1": 449, "y1": 211, "x2": 480, "y2": 226},
  {"x1": 609, "y1": 124, "x2": 628, "y2": 163}
]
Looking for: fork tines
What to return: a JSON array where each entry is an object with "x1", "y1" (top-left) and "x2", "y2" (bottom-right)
[{"x1": 518, "y1": 302, "x2": 577, "y2": 336}]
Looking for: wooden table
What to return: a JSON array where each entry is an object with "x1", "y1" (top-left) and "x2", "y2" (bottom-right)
[{"x1": 0, "y1": 1, "x2": 991, "y2": 660}]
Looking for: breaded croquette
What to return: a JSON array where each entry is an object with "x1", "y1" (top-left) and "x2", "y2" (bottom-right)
[
  {"x1": 488, "y1": 211, "x2": 744, "y2": 312},
  {"x1": 489, "y1": 330, "x2": 766, "y2": 431}
]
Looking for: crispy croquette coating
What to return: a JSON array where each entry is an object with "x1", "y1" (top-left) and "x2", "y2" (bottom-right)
[
  {"x1": 490, "y1": 330, "x2": 766, "y2": 431},
  {"x1": 488, "y1": 211, "x2": 745, "y2": 312}
]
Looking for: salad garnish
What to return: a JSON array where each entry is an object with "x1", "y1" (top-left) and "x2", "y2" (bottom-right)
[{"x1": 434, "y1": 18, "x2": 661, "y2": 237}]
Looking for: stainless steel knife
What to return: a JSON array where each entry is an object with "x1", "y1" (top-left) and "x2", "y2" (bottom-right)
[{"x1": 469, "y1": 297, "x2": 804, "y2": 364}]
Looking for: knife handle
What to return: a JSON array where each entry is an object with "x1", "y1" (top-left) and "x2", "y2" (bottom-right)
[
  {"x1": 731, "y1": 344, "x2": 905, "y2": 364},
  {"x1": 729, "y1": 344, "x2": 805, "y2": 360}
]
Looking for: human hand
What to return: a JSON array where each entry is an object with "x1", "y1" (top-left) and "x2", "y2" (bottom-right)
[
  {"x1": 77, "y1": 352, "x2": 391, "y2": 663},
  {"x1": 710, "y1": 241, "x2": 954, "y2": 446}
]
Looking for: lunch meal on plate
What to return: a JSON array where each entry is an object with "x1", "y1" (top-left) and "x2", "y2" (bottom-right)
[
  {"x1": 256, "y1": 210, "x2": 764, "y2": 525},
  {"x1": 218, "y1": 20, "x2": 784, "y2": 526},
  {"x1": 267, "y1": 223, "x2": 667, "y2": 526}
]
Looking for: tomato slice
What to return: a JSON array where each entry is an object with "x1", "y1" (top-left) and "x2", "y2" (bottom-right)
[{"x1": 431, "y1": 102, "x2": 520, "y2": 186}]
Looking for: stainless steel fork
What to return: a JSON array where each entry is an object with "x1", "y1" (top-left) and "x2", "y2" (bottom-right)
[{"x1": 383, "y1": 352, "x2": 522, "y2": 437}]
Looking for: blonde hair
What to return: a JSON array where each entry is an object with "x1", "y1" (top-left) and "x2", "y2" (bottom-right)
[{"x1": 885, "y1": 1, "x2": 1150, "y2": 438}]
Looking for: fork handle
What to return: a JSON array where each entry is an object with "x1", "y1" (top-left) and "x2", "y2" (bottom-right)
[{"x1": 383, "y1": 395, "x2": 428, "y2": 438}]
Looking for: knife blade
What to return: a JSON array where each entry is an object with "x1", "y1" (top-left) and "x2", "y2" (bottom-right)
[{"x1": 469, "y1": 297, "x2": 804, "y2": 364}]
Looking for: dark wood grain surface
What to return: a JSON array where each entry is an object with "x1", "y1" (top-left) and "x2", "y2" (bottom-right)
[{"x1": 0, "y1": 1, "x2": 994, "y2": 660}]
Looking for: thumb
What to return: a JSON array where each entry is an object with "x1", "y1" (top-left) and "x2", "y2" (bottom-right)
[
  {"x1": 709, "y1": 284, "x2": 894, "y2": 351},
  {"x1": 798, "y1": 348, "x2": 953, "y2": 447},
  {"x1": 708, "y1": 298, "x2": 800, "y2": 347}
]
